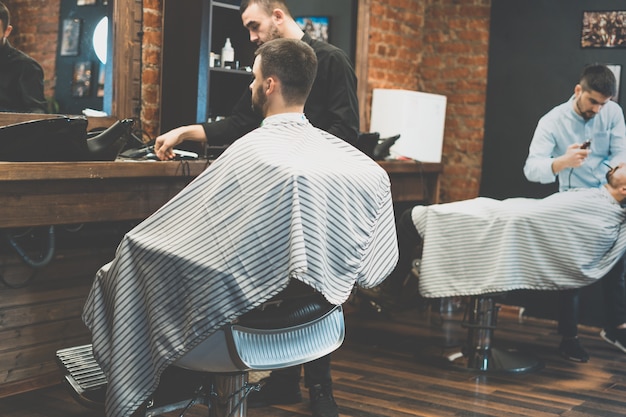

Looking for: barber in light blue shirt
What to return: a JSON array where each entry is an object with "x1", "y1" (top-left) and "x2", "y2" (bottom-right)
[
  {"x1": 524, "y1": 64, "x2": 626, "y2": 364},
  {"x1": 524, "y1": 69, "x2": 626, "y2": 191}
]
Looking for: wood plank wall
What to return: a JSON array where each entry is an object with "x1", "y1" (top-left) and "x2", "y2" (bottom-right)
[{"x1": 0, "y1": 224, "x2": 133, "y2": 397}]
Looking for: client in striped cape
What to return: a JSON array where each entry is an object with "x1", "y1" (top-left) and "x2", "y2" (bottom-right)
[
  {"x1": 393, "y1": 162, "x2": 626, "y2": 299},
  {"x1": 81, "y1": 39, "x2": 398, "y2": 417}
]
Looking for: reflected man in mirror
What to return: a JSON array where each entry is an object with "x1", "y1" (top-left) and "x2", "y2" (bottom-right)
[{"x1": 0, "y1": 1, "x2": 46, "y2": 113}]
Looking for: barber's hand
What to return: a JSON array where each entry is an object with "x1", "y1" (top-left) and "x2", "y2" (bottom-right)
[
  {"x1": 154, "y1": 130, "x2": 181, "y2": 161},
  {"x1": 563, "y1": 142, "x2": 591, "y2": 167},
  {"x1": 154, "y1": 125, "x2": 207, "y2": 161},
  {"x1": 552, "y1": 143, "x2": 591, "y2": 174}
]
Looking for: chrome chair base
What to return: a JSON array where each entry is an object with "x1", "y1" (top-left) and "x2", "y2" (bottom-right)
[{"x1": 445, "y1": 295, "x2": 543, "y2": 374}]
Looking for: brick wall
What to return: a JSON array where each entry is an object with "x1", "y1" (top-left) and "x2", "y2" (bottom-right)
[
  {"x1": 141, "y1": 0, "x2": 163, "y2": 139},
  {"x1": 364, "y1": 0, "x2": 426, "y2": 119},
  {"x1": 3, "y1": 0, "x2": 60, "y2": 102},
  {"x1": 365, "y1": 0, "x2": 490, "y2": 202}
]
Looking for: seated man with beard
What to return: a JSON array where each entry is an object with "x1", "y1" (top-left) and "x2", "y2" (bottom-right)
[{"x1": 81, "y1": 38, "x2": 398, "y2": 417}]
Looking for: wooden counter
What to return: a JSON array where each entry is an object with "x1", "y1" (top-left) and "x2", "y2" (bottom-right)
[
  {"x1": 378, "y1": 160, "x2": 442, "y2": 204},
  {"x1": 0, "y1": 160, "x2": 209, "y2": 228},
  {"x1": 0, "y1": 160, "x2": 441, "y2": 229}
]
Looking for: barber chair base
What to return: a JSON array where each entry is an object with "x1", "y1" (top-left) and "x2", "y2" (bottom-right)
[
  {"x1": 443, "y1": 295, "x2": 543, "y2": 374},
  {"x1": 446, "y1": 347, "x2": 543, "y2": 374}
]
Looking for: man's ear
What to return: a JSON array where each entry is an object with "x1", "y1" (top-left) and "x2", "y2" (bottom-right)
[
  {"x1": 3, "y1": 24, "x2": 12, "y2": 38},
  {"x1": 271, "y1": 8, "x2": 285, "y2": 24},
  {"x1": 574, "y1": 84, "x2": 582, "y2": 97},
  {"x1": 265, "y1": 77, "x2": 277, "y2": 95}
]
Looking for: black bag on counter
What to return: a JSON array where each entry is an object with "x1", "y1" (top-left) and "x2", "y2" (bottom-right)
[{"x1": 0, "y1": 116, "x2": 134, "y2": 162}]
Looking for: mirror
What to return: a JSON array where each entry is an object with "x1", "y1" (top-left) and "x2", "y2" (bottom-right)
[{"x1": 4, "y1": 0, "x2": 139, "y2": 119}]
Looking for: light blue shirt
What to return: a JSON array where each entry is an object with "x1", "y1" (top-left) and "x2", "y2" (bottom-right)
[{"x1": 523, "y1": 95, "x2": 626, "y2": 191}]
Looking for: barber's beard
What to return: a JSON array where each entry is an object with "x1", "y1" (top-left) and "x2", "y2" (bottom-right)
[
  {"x1": 575, "y1": 96, "x2": 597, "y2": 120},
  {"x1": 264, "y1": 24, "x2": 281, "y2": 43}
]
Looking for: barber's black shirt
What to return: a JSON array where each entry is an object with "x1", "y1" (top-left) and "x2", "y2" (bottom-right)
[
  {"x1": 0, "y1": 40, "x2": 47, "y2": 113},
  {"x1": 202, "y1": 33, "x2": 359, "y2": 145}
]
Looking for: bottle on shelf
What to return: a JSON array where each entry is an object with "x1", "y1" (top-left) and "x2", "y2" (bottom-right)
[{"x1": 221, "y1": 38, "x2": 235, "y2": 68}]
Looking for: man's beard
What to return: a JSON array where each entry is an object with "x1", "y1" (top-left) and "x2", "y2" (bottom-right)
[
  {"x1": 575, "y1": 96, "x2": 597, "y2": 120},
  {"x1": 251, "y1": 85, "x2": 267, "y2": 117}
]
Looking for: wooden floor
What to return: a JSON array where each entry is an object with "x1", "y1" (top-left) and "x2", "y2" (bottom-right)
[{"x1": 2, "y1": 299, "x2": 626, "y2": 417}]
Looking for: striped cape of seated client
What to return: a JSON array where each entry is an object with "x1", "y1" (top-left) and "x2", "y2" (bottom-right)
[
  {"x1": 413, "y1": 188, "x2": 626, "y2": 298},
  {"x1": 82, "y1": 113, "x2": 399, "y2": 417}
]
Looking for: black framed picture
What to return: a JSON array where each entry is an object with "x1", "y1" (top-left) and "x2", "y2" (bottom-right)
[
  {"x1": 581, "y1": 11, "x2": 626, "y2": 48},
  {"x1": 60, "y1": 18, "x2": 81, "y2": 56},
  {"x1": 295, "y1": 16, "x2": 330, "y2": 43}
]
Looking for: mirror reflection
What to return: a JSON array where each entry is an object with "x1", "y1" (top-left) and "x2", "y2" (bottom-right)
[
  {"x1": 55, "y1": 0, "x2": 111, "y2": 114},
  {"x1": 1, "y1": 0, "x2": 111, "y2": 115},
  {"x1": 0, "y1": 0, "x2": 47, "y2": 113}
]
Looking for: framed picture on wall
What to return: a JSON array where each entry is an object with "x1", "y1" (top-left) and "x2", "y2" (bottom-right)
[
  {"x1": 607, "y1": 64, "x2": 622, "y2": 103},
  {"x1": 581, "y1": 11, "x2": 626, "y2": 48},
  {"x1": 60, "y1": 18, "x2": 81, "y2": 56},
  {"x1": 295, "y1": 16, "x2": 330, "y2": 43},
  {"x1": 72, "y1": 61, "x2": 93, "y2": 98}
]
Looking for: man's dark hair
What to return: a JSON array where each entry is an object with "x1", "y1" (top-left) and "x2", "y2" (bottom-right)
[
  {"x1": 240, "y1": 0, "x2": 291, "y2": 17},
  {"x1": 0, "y1": 2, "x2": 10, "y2": 33},
  {"x1": 255, "y1": 38, "x2": 317, "y2": 105},
  {"x1": 579, "y1": 64, "x2": 617, "y2": 98}
]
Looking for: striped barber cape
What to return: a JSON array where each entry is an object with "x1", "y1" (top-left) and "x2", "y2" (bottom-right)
[
  {"x1": 82, "y1": 113, "x2": 398, "y2": 417},
  {"x1": 414, "y1": 187, "x2": 626, "y2": 298}
]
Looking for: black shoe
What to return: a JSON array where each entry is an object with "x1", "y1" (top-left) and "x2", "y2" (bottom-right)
[
  {"x1": 309, "y1": 383, "x2": 338, "y2": 417},
  {"x1": 246, "y1": 376, "x2": 302, "y2": 408},
  {"x1": 600, "y1": 328, "x2": 626, "y2": 353},
  {"x1": 559, "y1": 337, "x2": 589, "y2": 362}
]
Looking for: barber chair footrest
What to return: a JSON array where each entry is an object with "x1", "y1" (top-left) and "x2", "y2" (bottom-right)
[{"x1": 55, "y1": 344, "x2": 106, "y2": 408}]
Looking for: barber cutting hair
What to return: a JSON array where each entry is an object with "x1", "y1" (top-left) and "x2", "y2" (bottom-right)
[{"x1": 524, "y1": 63, "x2": 626, "y2": 363}]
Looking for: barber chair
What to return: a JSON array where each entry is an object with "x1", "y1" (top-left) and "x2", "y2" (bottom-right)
[
  {"x1": 445, "y1": 294, "x2": 543, "y2": 373},
  {"x1": 56, "y1": 285, "x2": 345, "y2": 417}
]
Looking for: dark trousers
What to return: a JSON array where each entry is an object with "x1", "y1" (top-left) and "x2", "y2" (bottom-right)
[
  {"x1": 558, "y1": 255, "x2": 626, "y2": 337},
  {"x1": 268, "y1": 353, "x2": 332, "y2": 388},
  {"x1": 382, "y1": 208, "x2": 422, "y2": 295}
]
